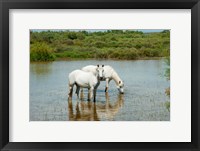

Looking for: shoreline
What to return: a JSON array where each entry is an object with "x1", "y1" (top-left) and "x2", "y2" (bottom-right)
[
  {"x1": 55, "y1": 56, "x2": 166, "y2": 61},
  {"x1": 30, "y1": 57, "x2": 167, "y2": 63}
]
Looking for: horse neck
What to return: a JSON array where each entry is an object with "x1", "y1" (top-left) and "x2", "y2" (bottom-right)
[{"x1": 111, "y1": 70, "x2": 122, "y2": 86}]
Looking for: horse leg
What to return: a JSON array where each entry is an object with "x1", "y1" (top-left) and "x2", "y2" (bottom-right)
[
  {"x1": 75, "y1": 85, "x2": 78, "y2": 95},
  {"x1": 93, "y1": 81, "x2": 100, "y2": 102},
  {"x1": 89, "y1": 87, "x2": 94, "y2": 101},
  {"x1": 93, "y1": 88, "x2": 97, "y2": 102},
  {"x1": 68, "y1": 84, "x2": 74, "y2": 98},
  {"x1": 76, "y1": 85, "x2": 80, "y2": 98},
  {"x1": 105, "y1": 78, "x2": 110, "y2": 92},
  {"x1": 95, "y1": 81, "x2": 100, "y2": 90},
  {"x1": 80, "y1": 89, "x2": 84, "y2": 100},
  {"x1": 87, "y1": 88, "x2": 90, "y2": 101}
]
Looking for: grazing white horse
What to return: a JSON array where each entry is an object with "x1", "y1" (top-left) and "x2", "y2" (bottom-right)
[
  {"x1": 82, "y1": 65, "x2": 124, "y2": 94},
  {"x1": 68, "y1": 65, "x2": 104, "y2": 101}
]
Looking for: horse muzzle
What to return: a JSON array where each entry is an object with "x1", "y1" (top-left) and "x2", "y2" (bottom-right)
[
  {"x1": 118, "y1": 88, "x2": 124, "y2": 94},
  {"x1": 99, "y1": 77, "x2": 104, "y2": 80}
]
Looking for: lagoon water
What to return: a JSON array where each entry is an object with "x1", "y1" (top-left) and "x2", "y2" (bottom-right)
[{"x1": 30, "y1": 59, "x2": 170, "y2": 121}]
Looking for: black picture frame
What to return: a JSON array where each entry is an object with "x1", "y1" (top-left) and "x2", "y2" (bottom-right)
[{"x1": 0, "y1": 0, "x2": 200, "y2": 151}]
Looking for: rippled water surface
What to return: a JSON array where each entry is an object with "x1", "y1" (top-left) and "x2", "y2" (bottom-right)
[{"x1": 30, "y1": 60, "x2": 170, "y2": 121}]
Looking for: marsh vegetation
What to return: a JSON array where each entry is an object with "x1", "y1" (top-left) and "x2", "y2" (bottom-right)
[{"x1": 30, "y1": 30, "x2": 170, "y2": 61}]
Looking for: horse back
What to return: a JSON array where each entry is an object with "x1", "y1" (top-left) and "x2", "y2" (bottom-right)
[
  {"x1": 69, "y1": 69, "x2": 97, "y2": 87},
  {"x1": 82, "y1": 65, "x2": 97, "y2": 75}
]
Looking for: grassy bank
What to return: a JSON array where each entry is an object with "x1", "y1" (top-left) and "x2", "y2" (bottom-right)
[{"x1": 30, "y1": 30, "x2": 170, "y2": 61}]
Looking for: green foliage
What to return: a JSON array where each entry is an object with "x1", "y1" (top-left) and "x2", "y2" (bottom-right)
[
  {"x1": 68, "y1": 32, "x2": 78, "y2": 40},
  {"x1": 164, "y1": 56, "x2": 170, "y2": 112},
  {"x1": 165, "y1": 57, "x2": 170, "y2": 80},
  {"x1": 165, "y1": 101, "x2": 170, "y2": 112},
  {"x1": 30, "y1": 42, "x2": 55, "y2": 61},
  {"x1": 30, "y1": 30, "x2": 170, "y2": 61}
]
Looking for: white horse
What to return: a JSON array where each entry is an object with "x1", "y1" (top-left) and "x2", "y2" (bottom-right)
[
  {"x1": 82, "y1": 65, "x2": 124, "y2": 94},
  {"x1": 68, "y1": 65, "x2": 104, "y2": 101}
]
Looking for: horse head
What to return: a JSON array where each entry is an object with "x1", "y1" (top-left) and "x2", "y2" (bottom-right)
[
  {"x1": 117, "y1": 80, "x2": 124, "y2": 94},
  {"x1": 96, "y1": 64, "x2": 105, "y2": 80}
]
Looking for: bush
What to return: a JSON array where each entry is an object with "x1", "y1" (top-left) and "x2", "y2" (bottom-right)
[
  {"x1": 68, "y1": 32, "x2": 77, "y2": 40},
  {"x1": 30, "y1": 42, "x2": 55, "y2": 61}
]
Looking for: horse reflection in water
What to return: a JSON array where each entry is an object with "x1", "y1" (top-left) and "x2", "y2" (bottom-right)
[{"x1": 68, "y1": 93, "x2": 124, "y2": 121}]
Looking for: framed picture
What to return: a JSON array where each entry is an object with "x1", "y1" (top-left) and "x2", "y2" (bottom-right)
[{"x1": 0, "y1": 0, "x2": 199, "y2": 150}]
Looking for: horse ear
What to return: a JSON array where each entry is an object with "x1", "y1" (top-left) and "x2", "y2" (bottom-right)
[
  {"x1": 97, "y1": 64, "x2": 99, "y2": 67},
  {"x1": 102, "y1": 65, "x2": 104, "y2": 67},
  {"x1": 119, "y1": 81, "x2": 121, "y2": 84}
]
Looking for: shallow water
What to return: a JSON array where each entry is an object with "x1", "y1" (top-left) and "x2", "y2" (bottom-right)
[{"x1": 30, "y1": 59, "x2": 170, "y2": 121}]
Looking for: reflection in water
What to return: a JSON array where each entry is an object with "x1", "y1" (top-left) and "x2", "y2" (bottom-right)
[
  {"x1": 30, "y1": 62, "x2": 53, "y2": 75},
  {"x1": 68, "y1": 93, "x2": 124, "y2": 121}
]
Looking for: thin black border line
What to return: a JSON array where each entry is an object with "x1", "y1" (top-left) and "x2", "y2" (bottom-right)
[
  {"x1": 191, "y1": 1, "x2": 198, "y2": 148},
  {"x1": 0, "y1": 1, "x2": 199, "y2": 9},
  {"x1": 0, "y1": 0, "x2": 199, "y2": 151}
]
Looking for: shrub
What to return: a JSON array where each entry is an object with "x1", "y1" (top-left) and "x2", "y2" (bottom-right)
[
  {"x1": 30, "y1": 42, "x2": 55, "y2": 61},
  {"x1": 68, "y1": 32, "x2": 77, "y2": 40}
]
